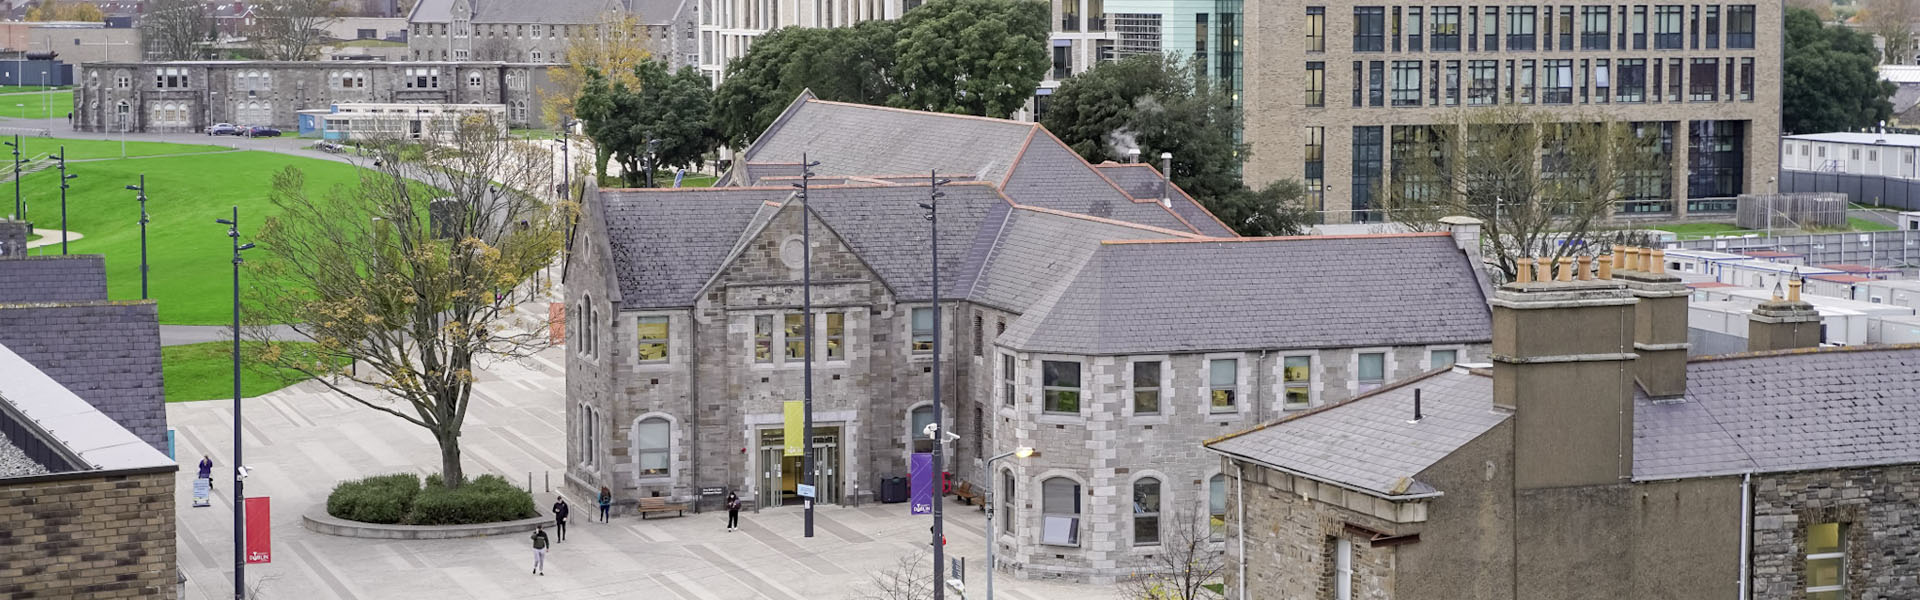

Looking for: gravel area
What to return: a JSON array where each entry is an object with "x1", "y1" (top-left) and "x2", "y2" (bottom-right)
[{"x1": 0, "y1": 436, "x2": 49, "y2": 478}]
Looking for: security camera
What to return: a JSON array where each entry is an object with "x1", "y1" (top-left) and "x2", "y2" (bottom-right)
[
  {"x1": 236, "y1": 466, "x2": 252, "y2": 479},
  {"x1": 922, "y1": 422, "x2": 940, "y2": 439}
]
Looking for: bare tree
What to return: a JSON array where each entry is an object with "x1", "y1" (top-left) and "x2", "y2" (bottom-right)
[
  {"x1": 541, "y1": 10, "x2": 655, "y2": 124},
  {"x1": 248, "y1": 114, "x2": 567, "y2": 489},
  {"x1": 1116, "y1": 508, "x2": 1225, "y2": 600},
  {"x1": 141, "y1": 0, "x2": 208, "y2": 60},
  {"x1": 1864, "y1": 0, "x2": 1920, "y2": 64},
  {"x1": 251, "y1": 0, "x2": 342, "y2": 61},
  {"x1": 852, "y1": 550, "x2": 936, "y2": 600},
  {"x1": 1376, "y1": 107, "x2": 1666, "y2": 282}
]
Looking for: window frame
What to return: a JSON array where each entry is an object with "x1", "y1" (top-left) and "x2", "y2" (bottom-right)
[
  {"x1": 1207, "y1": 473, "x2": 1227, "y2": 541},
  {"x1": 1001, "y1": 352, "x2": 1019, "y2": 408},
  {"x1": 1427, "y1": 346, "x2": 1461, "y2": 370},
  {"x1": 910, "y1": 306, "x2": 935, "y2": 355},
  {"x1": 1206, "y1": 355, "x2": 1242, "y2": 415},
  {"x1": 824, "y1": 311, "x2": 846, "y2": 360},
  {"x1": 1132, "y1": 476, "x2": 1162, "y2": 547},
  {"x1": 784, "y1": 313, "x2": 808, "y2": 361},
  {"x1": 1040, "y1": 476, "x2": 1083, "y2": 547},
  {"x1": 753, "y1": 314, "x2": 774, "y2": 364},
  {"x1": 1356, "y1": 350, "x2": 1389, "y2": 392},
  {"x1": 1804, "y1": 522, "x2": 1846, "y2": 598},
  {"x1": 1282, "y1": 355, "x2": 1314, "y2": 408},
  {"x1": 1041, "y1": 359, "x2": 1084, "y2": 415},
  {"x1": 1128, "y1": 357, "x2": 1166, "y2": 417},
  {"x1": 635, "y1": 416, "x2": 672, "y2": 477},
  {"x1": 1001, "y1": 469, "x2": 1017, "y2": 535},
  {"x1": 636, "y1": 315, "x2": 670, "y2": 364}
]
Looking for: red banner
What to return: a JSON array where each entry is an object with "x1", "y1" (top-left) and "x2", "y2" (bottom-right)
[{"x1": 245, "y1": 497, "x2": 271, "y2": 564}]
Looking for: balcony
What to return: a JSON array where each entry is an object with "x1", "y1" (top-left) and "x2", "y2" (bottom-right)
[{"x1": 1061, "y1": 16, "x2": 1080, "y2": 32}]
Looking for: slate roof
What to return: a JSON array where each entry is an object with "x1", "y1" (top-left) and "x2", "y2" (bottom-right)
[
  {"x1": 0, "y1": 255, "x2": 107, "y2": 303},
  {"x1": 1633, "y1": 345, "x2": 1920, "y2": 481},
  {"x1": 1093, "y1": 163, "x2": 1236, "y2": 237},
  {"x1": 601, "y1": 188, "x2": 779, "y2": 308},
  {"x1": 999, "y1": 234, "x2": 1493, "y2": 355},
  {"x1": 0, "y1": 341, "x2": 173, "y2": 477},
  {"x1": 1000, "y1": 136, "x2": 1196, "y2": 233},
  {"x1": 967, "y1": 207, "x2": 1192, "y2": 312},
  {"x1": 0, "y1": 302, "x2": 166, "y2": 453},
  {"x1": 410, "y1": 0, "x2": 618, "y2": 23},
  {"x1": 1206, "y1": 367, "x2": 1508, "y2": 499}
]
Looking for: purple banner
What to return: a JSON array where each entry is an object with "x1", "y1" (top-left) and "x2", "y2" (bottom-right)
[{"x1": 909, "y1": 452, "x2": 933, "y2": 515}]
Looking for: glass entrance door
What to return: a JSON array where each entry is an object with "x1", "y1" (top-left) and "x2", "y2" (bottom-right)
[{"x1": 756, "y1": 425, "x2": 842, "y2": 508}]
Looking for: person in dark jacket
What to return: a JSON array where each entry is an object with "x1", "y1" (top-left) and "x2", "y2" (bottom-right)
[
  {"x1": 725, "y1": 492, "x2": 741, "y2": 532},
  {"x1": 531, "y1": 525, "x2": 548, "y2": 575},
  {"x1": 196, "y1": 456, "x2": 213, "y2": 489},
  {"x1": 597, "y1": 486, "x2": 612, "y2": 523},
  {"x1": 551, "y1": 497, "x2": 569, "y2": 542}
]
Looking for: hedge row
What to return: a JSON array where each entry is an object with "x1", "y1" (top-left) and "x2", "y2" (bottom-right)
[{"x1": 326, "y1": 473, "x2": 536, "y2": 525}]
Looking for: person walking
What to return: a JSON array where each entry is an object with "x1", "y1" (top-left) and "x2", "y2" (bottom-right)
[
  {"x1": 196, "y1": 456, "x2": 213, "y2": 489},
  {"x1": 530, "y1": 525, "x2": 549, "y2": 575},
  {"x1": 725, "y1": 492, "x2": 741, "y2": 532},
  {"x1": 551, "y1": 497, "x2": 569, "y2": 542},
  {"x1": 597, "y1": 486, "x2": 612, "y2": 523}
]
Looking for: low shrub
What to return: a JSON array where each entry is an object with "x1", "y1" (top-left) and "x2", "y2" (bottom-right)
[
  {"x1": 326, "y1": 473, "x2": 420, "y2": 524},
  {"x1": 405, "y1": 474, "x2": 538, "y2": 526},
  {"x1": 326, "y1": 472, "x2": 534, "y2": 525}
]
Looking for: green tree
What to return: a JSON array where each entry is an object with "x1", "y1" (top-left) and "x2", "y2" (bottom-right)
[
  {"x1": 1784, "y1": 7, "x2": 1896, "y2": 134},
  {"x1": 890, "y1": 0, "x2": 1049, "y2": 117},
  {"x1": 577, "y1": 61, "x2": 721, "y2": 187},
  {"x1": 711, "y1": 22, "x2": 899, "y2": 149},
  {"x1": 1207, "y1": 179, "x2": 1315, "y2": 238},
  {"x1": 1042, "y1": 54, "x2": 1244, "y2": 207}
]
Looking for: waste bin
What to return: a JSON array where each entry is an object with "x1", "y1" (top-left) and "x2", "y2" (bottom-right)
[{"x1": 879, "y1": 476, "x2": 909, "y2": 503}]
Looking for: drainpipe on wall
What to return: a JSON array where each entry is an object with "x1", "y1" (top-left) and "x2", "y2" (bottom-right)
[
  {"x1": 1236, "y1": 462, "x2": 1247, "y2": 600},
  {"x1": 1738, "y1": 471, "x2": 1753, "y2": 600}
]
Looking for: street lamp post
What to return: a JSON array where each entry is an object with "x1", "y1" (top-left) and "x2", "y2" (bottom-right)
[
  {"x1": 643, "y1": 138, "x2": 660, "y2": 188},
  {"x1": 55, "y1": 146, "x2": 73, "y2": 255},
  {"x1": 126, "y1": 176, "x2": 149, "y2": 298},
  {"x1": 983, "y1": 447, "x2": 1034, "y2": 600},
  {"x1": 215, "y1": 207, "x2": 255, "y2": 600},
  {"x1": 919, "y1": 171, "x2": 952, "y2": 600},
  {"x1": 789, "y1": 154, "x2": 821, "y2": 538},
  {"x1": 6, "y1": 135, "x2": 20, "y2": 221}
]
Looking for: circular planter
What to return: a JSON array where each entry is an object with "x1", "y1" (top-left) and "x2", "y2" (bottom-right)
[{"x1": 302, "y1": 492, "x2": 558, "y2": 540}]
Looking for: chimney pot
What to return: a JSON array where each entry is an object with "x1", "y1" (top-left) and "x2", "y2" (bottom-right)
[
  {"x1": 1412, "y1": 388, "x2": 1424, "y2": 422},
  {"x1": 1789, "y1": 275, "x2": 1803, "y2": 302},
  {"x1": 1555, "y1": 257, "x2": 1574, "y2": 282},
  {"x1": 1650, "y1": 249, "x2": 1666, "y2": 274},
  {"x1": 1598, "y1": 254, "x2": 1614, "y2": 280},
  {"x1": 1611, "y1": 248, "x2": 1626, "y2": 270},
  {"x1": 1577, "y1": 255, "x2": 1594, "y2": 280},
  {"x1": 1516, "y1": 257, "x2": 1535, "y2": 283}
]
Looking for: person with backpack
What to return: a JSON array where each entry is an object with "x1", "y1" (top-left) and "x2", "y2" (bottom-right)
[
  {"x1": 530, "y1": 525, "x2": 549, "y2": 575},
  {"x1": 597, "y1": 486, "x2": 612, "y2": 523},
  {"x1": 196, "y1": 456, "x2": 213, "y2": 490},
  {"x1": 551, "y1": 497, "x2": 569, "y2": 542},
  {"x1": 725, "y1": 492, "x2": 742, "y2": 532}
]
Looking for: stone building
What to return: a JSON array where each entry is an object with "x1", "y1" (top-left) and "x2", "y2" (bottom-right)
[
  {"x1": 563, "y1": 95, "x2": 1496, "y2": 582},
  {"x1": 69, "y1": 60, "x2": 555, "y2": 133},
  {"x1": 1239, "y1": 0, "x2": 1783, "y2": 222},
  {"x1": 408, "y1": 0, "x2": 698, "y2": 71},
  {"x1": 0, "y1": 221, "x2": 167, "y2": 454},
  {"x1": 1208, "y1": 252, "x2": 1920, "y2": 599}
]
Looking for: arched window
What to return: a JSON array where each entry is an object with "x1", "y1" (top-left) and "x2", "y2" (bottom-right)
[
  {"x1": 1000, "y1": 469, "x2": 1015, "y2": 534},
  {"x1": 910, "y1": 405, "x2": 935, "y2": 453},
  {"x1": 530, "y1": 49, "x2": 544, "y2": 63},
  {"x1": 1041, "y1": 477, "x2": 1081, "y2": 546},
  {"x1": 1133, "y1": 477, "x2": 1161, "y2": 546},
  {"x1": 1208, "y1": 474, "x2": 1227, "y2": 540},
  {"x1": 467, "y1": 72, "x2": 483, "y2": 89},
  {"x1": 635, "y1": 417, "x2": 671, "y2": 476}
]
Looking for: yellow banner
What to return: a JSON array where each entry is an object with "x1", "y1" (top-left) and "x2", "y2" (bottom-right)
[{"x1": 784, "y1": 401, "x2": 804, "y2": 457}]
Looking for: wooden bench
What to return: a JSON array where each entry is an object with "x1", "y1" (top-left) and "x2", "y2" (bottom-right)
[
  {"x1": 637, "y1": 496, "x2": 689, "y2": 520},
  {"x1": 952, "y1": 481, "x2": 984, "y2": 507}
]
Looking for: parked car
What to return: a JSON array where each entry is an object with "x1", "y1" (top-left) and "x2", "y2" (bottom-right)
[
  {"x1": 244, "y1": 126, "x2": 282, "y2": 138},
  {"x1": 206, "y1": 123, "x2": 241, "y2": 136}
]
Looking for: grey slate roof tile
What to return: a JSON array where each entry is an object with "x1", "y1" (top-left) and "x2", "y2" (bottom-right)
[
  {"x1": 602, "y1": 188, "x2": 779, "y2": 308},
  {"x1": 1206, "y1": 368, "x2": 1507, "y2": 498},
  {"x1": 0, "y1": 255, "x2": 108, "y2": 303},
  {"x1": 967, "y1": 208, "x2": 1188, "y2": 312},
  {"x1": 1633, "y1": 346, "x2": 1920, "y2": 480},
  {"x1": 0, "y1": 302, "x2": 166, "y2": 453},
  {"x1": 1000, "y1": 235, "x2": 1492, "y2": 355},
  {"x1": 1000, "y1": 137, "x2": 1194, "y2": 233},
  {"x1": 743, "y1": 99, "x2": 1036, "y2": 184},
  {"x1": 411, "y1": 0, "x2": 622, "y2": 23},
  {"x1": 1092, "y1": 163, "x2": 1236, "y2": 237}
]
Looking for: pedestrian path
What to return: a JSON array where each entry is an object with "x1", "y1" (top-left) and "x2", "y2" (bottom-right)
[{"x1": 22, "y1": 227, "x2": 79, "y2": 249}]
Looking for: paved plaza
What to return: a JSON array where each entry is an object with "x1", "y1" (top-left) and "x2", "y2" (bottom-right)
[{"x1": 167, "y1": 345, "x2": 1095, "y2": 600}]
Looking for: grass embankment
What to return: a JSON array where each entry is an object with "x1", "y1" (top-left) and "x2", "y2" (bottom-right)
[
  {"x1": 1651, "y1": 223, "x2": 1751, "y2": 240},
  {"x1": 162, "y1": 341, "x2": 343, "y2": 402},
  {"x1": 0, "y1": 90, "x2": 71, "y2": 119}
]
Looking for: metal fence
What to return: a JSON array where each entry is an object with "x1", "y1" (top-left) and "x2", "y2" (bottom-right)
[
  {"x1": 1670, "y1": 229, "x2": 1920, "y2": 269},
  {"x1": 1780, "y1": 170, "x2": 1920, "y2": 211}
]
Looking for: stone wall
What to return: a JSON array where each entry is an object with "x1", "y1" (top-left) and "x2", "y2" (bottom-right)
[
  {"x1": 1751, "y1": 467, "x2": 1920, "y2": 600},
  {"x1": 1223, "y1": 461, "x2": 1407, "y2": 600},
  {"x1": 0, "y1": 468, "x2": 177, "y2": 599}
]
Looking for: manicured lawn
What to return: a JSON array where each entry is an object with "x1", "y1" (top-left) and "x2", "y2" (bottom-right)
[
  {"x1": 162, "y1": 341, "x2": 336, "y2": 402},
  {"x1": 1849, "y1": 216, "x2": 1897, "y2": 232},
  {"x1": 0, "y1": 85, "x2": 69, "y2": 95},
  {"x1": 0, "y1": 90, "x2": 70, "y2": 119},
  {"x1": 1651, "y1": 222, "x2": 1752, "y2": 240},
  {"x1": 1, "y1": 137, "x2": 232, "y2": 161},
  {"x1": 14, "y1": 151, "x2": 374, "y2": 324}
]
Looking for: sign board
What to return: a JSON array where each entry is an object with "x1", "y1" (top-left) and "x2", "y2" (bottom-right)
[
  {"x1": 909, "y1": 453, "x2": 933, "y2": 515},
  {"x1": 244, "y1": 497, "x2": 271, "y2": 564},
  {"x1": 700, "y1": 487, "x2": 726, "y2": 496},
  {"x1": 783, "y1": 401, "x2": 805, "y2": 457},
  {"x1": 797, "y1": 484, "x2": 816, "y2": 498},
  {"x1": 191, "y1": 478, "x2": 211, "y2": 508},
  {"x1": 952, "y1": 556, "x2": 964, "y2": 582}
]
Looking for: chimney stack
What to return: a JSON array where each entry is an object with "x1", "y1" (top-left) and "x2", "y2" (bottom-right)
[
  {"x1": 0, "y1": 219, "x2": 24, "y2": 258},
  {"x1": 1490, "y1": 254, "x2": 1636, "y2": 490},
  {"x1": 1128, "y1": 147, "x2": 1141, "y2": 164},
  {"x1": 1748, "y1": 272, "x2": 1822, "y2": 351},
  {"x1": 1615, "y1": 246, "x2": 1691, "y2": 399}
]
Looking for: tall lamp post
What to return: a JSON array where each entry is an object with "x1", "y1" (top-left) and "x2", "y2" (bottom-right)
[
  {"x1": 6, "y1": 135, "x2": 20, "y2": 221},
  {"x1": 789, "y1": 154, "x2": 820, "y2": 538},
  {"x1": 126, "y1": 175, "x2": 149, "y2": 299},
  {"x1": 54, "y1": 147, "x2": 73, "y2": 255},
  {"x1": 215, "y1": 207, "x2": 254, "y2": 600},
  {"x1": 918, "y1": 171, "x2": 952, "y2": 599},
  {"x1": 983, "y1": 446, "x2": 1034, "y2": 600}
]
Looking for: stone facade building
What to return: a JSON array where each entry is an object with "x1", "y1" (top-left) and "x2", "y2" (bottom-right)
[
  {"x1": 408, "y1": 0, "x2": 698, "y2": 71},
  {"x1": 563, "y1": 95, "x2": 1495, "y2": 582},
  {"x1": 1208, "y1": 253, "x2": 1920, "y2": 599},
  {"x1": 69, "y1": 60, "x2": 556, "y2": 133},
  {"x1": 1239, "y1": 0, "x2": 1784, "y2": 222}
]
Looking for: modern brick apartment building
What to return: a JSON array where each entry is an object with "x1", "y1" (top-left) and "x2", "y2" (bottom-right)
[{"x1": 1239, "y1": 0, "x2": 1783, "y2": 222}]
